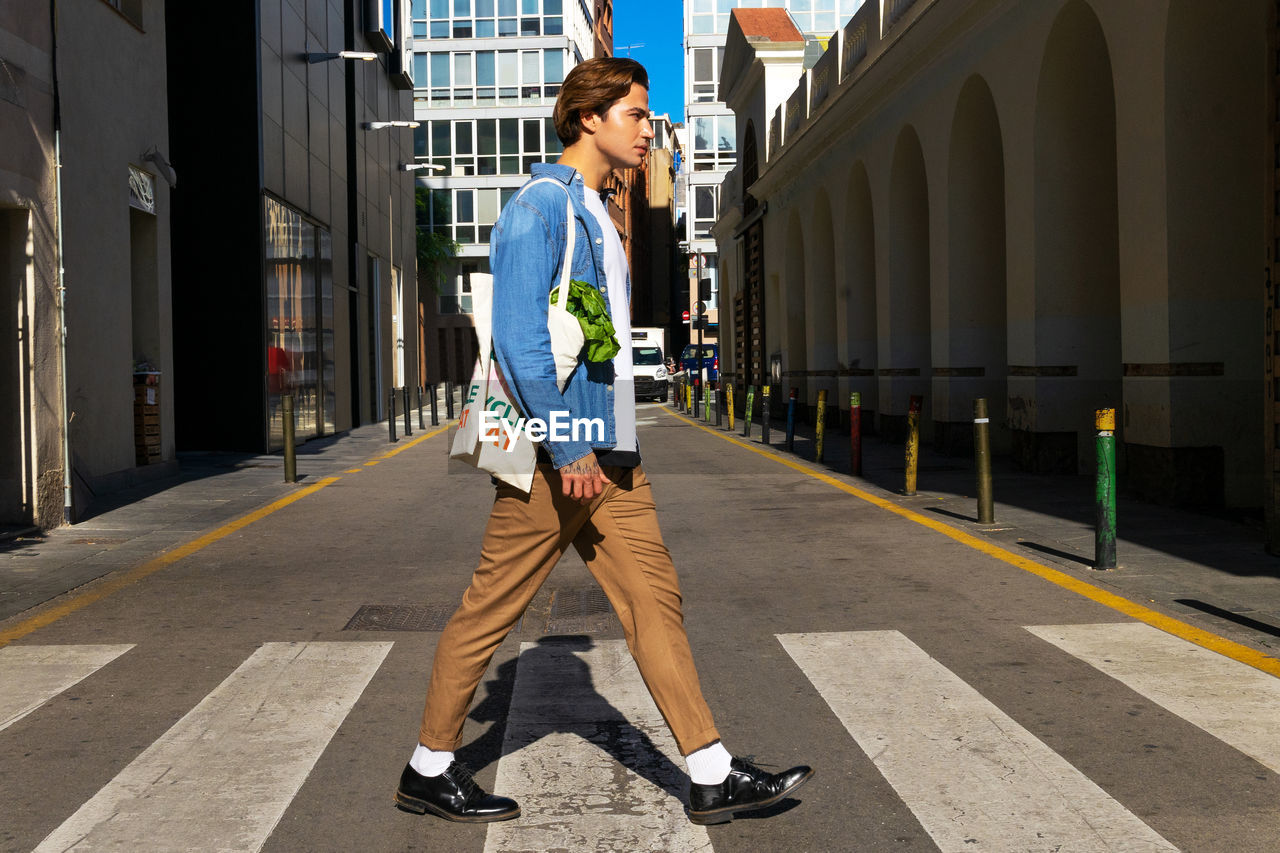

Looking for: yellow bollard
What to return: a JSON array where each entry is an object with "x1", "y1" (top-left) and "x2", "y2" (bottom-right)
[
  {"x1": 726, "y1": 383, "x2": 735, "y2": 431},
  {"x1": 904, "y1": 394, "x2": 922, "y2": 496}
]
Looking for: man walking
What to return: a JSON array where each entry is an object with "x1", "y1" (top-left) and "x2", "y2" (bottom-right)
[{"x1": 395, "y1": 57, "x2": 812, "y2": 826}]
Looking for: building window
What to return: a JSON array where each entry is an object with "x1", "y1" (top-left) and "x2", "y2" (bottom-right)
[
  {"x1": 693, "y1": 184, "x2": 719, "y2": 239},
  {"x1": 440, "y1": 261, "x2": 488, "y2": 314},
  {"x1": 689, "y1": 0, "x2": 864, "y2": 38},
  {"x1": 691, "y1": 114, "x2": 736, "y2": 171},
  {"x1": 419, "y1": 186, "x2": 521, "y2": 250},
  {"x1": 413, "y1": 116, "x2": 564, "y2": 177},
  {"x1": 264, "y1": 197, "x2": 336, "y2": 449},
  {"x1": 101, "y1": 0, "x2": 143, "y2": 27},
  {"x1": 691, "y1": 47, "x2": 723, "y2": 103},
  {"x1": 413, "y1": 48, "x2": 566, "y2": 106},
  {"x1": 414, "y1": 0, "x2": 562, "y2": 40}
]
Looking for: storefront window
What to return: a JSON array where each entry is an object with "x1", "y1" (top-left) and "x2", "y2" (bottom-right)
[{"x1": 264, "y1": 196, "x2": 333, "y2": 450}]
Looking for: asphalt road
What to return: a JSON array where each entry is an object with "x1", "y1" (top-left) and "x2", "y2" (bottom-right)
[{"x1": 2, "y1": 404, "x2": 1278, "y2": 852}]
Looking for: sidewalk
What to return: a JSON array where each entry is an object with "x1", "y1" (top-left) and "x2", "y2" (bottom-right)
[
  {"x1": 671, "y1": 393, "x2": 1280, "y2": 658},
  {"x1": 0, "y1": 417, "x2": 439, "y2": 623}
]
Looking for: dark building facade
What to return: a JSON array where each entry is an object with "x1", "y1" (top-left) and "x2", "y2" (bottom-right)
[{"x1": 166, "y1": 0, "x2": 418, "y2": 452}]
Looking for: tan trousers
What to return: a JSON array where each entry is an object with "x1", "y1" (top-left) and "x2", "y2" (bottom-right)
[{"x1": 418, "y1": 463, "x2": 721, "y2": 756}]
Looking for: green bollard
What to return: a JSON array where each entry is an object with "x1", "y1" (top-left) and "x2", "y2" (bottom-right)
[
  {"x1": 1095, "y1": 407, "x2": 1117, "y2": 569},
  {"x1": 744, "y1": 386, "x2": 754, "y2": 437}
]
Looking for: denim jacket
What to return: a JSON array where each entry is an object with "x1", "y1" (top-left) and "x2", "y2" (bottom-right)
[{"x1": 491, "y1": 163, "x2": 621, "y2": 468}]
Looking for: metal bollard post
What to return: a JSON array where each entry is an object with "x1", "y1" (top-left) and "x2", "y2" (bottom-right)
[
  {"x1": 815, "y1": 389, "x2": 828, "y2": 463},
  {"x1": 282, "y1": 393, "x2": 297, "y2": 483},
  {"x1": 904, "y1": 394, "x2": 922, "y2": 495},
  {"x1": 726, "y1": 382, "x2": 735, "y2": 431},
  {"x1": 692, "y1": 378, "x2": 700, "y2": 419},
  {"x1": 850, "y1": 391, "x2": 863, "y2": 476},
  {"x1": 1095, "y1": 407, "x2": 1118, "y2": 569},
  {"x1": 402, "y1": 387, "x2": 412, "y2": 436},
  {"x1": 445, "y1": 380, "x2": 455, "y2": 420},
  {"x1": 430, "y1": 382, "x2": 439, "y2": 426},
  {"x1": 761, "y1": 385, "x2": 771, "y2": 444},
  {"x1": 744, "y1": 386, "x2": 754, "y2": 437},
  {"x1": 417, "y1": 386, "x2": 426, "y2": 430},
  {"x1": 388, "y1": 389, "x2": 398, "y2": 442},
  {"x1": 974, "y1": 397, "x2": 994, "y2": 523},
  {"x1": 715, "y1": 381, "x2": 723, "y2": 427},
  {"x1": 785, "y1": 387, "x2": 797, "y2": 452}
]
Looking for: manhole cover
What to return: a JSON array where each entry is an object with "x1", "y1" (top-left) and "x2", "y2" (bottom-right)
[
  {"x1": 543, "y1": 585, "x2": 616, "y2": 635},
  {"x1": 343, "y1": 604, "x2": 454, "y2": 632}
]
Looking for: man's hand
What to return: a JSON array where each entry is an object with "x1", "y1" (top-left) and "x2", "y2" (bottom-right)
[{"x1": 558, "y1": 455, "x2": 611, "y2": 504}]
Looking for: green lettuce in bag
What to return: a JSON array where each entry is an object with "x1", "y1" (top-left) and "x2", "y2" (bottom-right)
[{"x1": 550, "y1": 279, "x2": 620, "y2": 362}]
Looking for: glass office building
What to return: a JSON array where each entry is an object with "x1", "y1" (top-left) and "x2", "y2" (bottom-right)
[
  {"x1": 410, "y1": 0, "x2": 597, "y2": 308},
  {"x1": 682, "y1": 0, "x2": 863, "y2": 326}
]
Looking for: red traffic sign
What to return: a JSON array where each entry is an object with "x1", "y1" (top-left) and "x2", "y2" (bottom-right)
[{"x1": 682, "y1": 310, "x2": 690, "y2": 321}]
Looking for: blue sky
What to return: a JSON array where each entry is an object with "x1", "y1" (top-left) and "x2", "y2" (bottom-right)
[{"x1": 613, "y1": 0, "x2": 686, "y2": 122}]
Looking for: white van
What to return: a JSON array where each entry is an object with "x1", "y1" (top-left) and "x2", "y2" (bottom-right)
[{"x1": 630, "y1": 327, "x2": 669, "y2": 402}]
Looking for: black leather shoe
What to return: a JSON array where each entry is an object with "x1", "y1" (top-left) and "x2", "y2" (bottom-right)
[
  {"x1": 394, "y1": 761, "x2": 520, "y2": 823},
  {"x1": 686, "y1": 757, "x2": 813, "y2": 825}
]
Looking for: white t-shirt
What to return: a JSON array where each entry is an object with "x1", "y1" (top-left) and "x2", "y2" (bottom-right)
[{"x1": 582, "y1": 189, "x2": 636, "y2": 457}]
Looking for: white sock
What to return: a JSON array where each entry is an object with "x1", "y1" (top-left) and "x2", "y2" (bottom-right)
[
  {"x1": 410, "y1": 743, "x2": 454, "y2": 777},
  {"x1": 685, "y1": 741, "x2": 733, "y2": 785}
]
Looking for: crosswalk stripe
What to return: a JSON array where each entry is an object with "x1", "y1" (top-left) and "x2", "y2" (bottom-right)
[
  {"x1": 483, "y1": 638, "x2": 710, "y2": 853},
  {"x1": 0, "y1": 644, "x2": 134, "y2": 733},
  {"x1": 1027, "y1": 622, "x2": 1280, "y2": 774},
  {"x1": 33, "y1": 641, "x2": 392, "y2": 853},
  {"x1": 778, "y1": 631, "x2": 1178, "y2": 852}
]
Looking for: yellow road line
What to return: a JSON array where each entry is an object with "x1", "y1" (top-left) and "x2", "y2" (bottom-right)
[
  {"x1": 0, "y1": 423, "x2": 455, "y2": 648},
  {"x1": 665, "y1": 408, "x2": 1280, "y2": 679},
  {"x1": 376, "y1": 424, "x2": 451, "y2": 459}
]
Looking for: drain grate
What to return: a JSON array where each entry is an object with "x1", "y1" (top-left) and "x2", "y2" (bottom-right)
[
  {"x1": 345, "y1": 585, "x2": 618, "y2": 635},
  {"x1": 343, "y1": 604, "x2": 454, "y2": 632},
  {"x1": 543, "y1": 585, "x2": 616, "y2": 635}
]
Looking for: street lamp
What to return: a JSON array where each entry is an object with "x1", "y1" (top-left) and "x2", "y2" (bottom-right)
[
  {"x1": 399, "y1": 163, "x2": 446, "y2": 172},
  {"x1": 303, "y1": 50, "x2": 378, "y2": 63},
  {"x1": 362, "y1": 120, "x2": 420, "y2": 130}
]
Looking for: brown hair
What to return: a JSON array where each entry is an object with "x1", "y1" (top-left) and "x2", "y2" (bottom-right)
[{"x1": 553, "y1": 57, "x2": 649, "y2": 145}]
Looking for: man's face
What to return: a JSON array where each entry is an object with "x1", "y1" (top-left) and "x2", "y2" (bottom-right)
[{"x1": 590, "y1": 83, "x2": 655, "y2": 170}]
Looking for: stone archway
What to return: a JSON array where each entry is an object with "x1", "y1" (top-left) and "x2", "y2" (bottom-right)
[
  {"x1": 784, "y1": 212, "x2": 809, "y2": 405},
  {"x1": 945, "y1": 74, "x2": 1007, "y2": 454},
  {"x1": 886, "y1": 125, "x2": 931, "y2": 438},
  {"x1": 844, "y1": 162, "x2": 878, "y2": 423},
  {"x1": 1030, "y1": 0, "x2": 1120, "y2": 472},
  {"x1": 808, "y1": 188, "x2": 837, "y2": 421}
]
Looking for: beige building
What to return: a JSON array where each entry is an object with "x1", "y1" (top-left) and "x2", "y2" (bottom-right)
[
  {"x1": 1, "y1": 1, "x2": 175, "y2": 529},
  {"x1": 714, "y1": 0, "x2": 1269, "y2": 525}
]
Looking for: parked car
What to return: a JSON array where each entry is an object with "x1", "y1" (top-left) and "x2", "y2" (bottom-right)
[
  {"x1": 631, "y1": 345, "x2": 669, "y2": 401},
  {"x1": 680, "y1": 343, "x2": 718, "y2": 382}
]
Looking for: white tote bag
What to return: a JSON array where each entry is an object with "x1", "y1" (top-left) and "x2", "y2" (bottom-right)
[
  {"x1": 449, "y1": 178, "x2": 582, "y2": 491},
  {"x1": 546, "y1": 188, "x2": 585, "y2": 391},
  {"x1": 449, "y1": 271, "x2": 538, "y2": 492}
]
